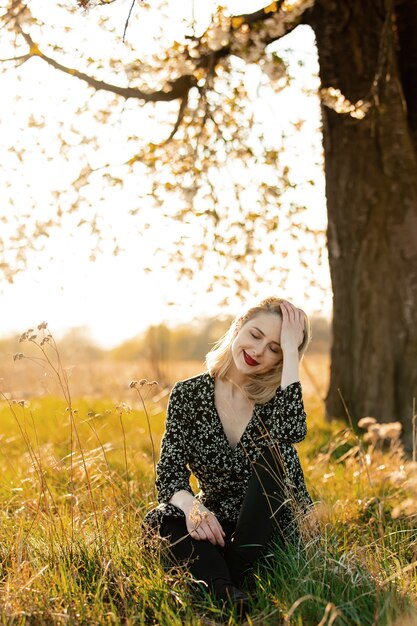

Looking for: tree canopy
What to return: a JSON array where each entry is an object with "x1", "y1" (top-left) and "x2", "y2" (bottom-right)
[{"x1": 0, "y1": 0, "x2": 327, "y2": 307}]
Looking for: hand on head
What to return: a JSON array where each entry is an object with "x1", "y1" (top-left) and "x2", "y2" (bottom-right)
[{"x1": 279, "y1": 301, "x2": 305, "y2": 353}]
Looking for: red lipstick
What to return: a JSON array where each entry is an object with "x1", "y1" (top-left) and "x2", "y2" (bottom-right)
[{"x1": 243, "y1": 351, "x2": 259, "y2": 366}]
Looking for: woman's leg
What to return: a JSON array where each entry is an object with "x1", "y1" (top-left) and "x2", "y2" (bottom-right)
[
  {"x1": 225, "y1": 445, "x2": 291, "y2": 586},
  {"x1": 160, "y1": 515, "x2": 249, "y2": 611},
  {"x1": 160, "y1": 515, "x2": 232, "y2": 586}
]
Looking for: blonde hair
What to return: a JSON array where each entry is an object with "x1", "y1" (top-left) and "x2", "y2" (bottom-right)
[{"x1": 205, "y1": 296, "x2": 311, "y2": 403}]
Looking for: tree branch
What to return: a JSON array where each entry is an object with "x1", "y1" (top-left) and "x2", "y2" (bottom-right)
[
  {"x1": 193, "y1": 1, "x2": 313, "y2": 69},
  {"x1": 0, "y1": 53, "x2": 30, "y2": 66},
  {"x1": 0, "y1": 0, "x2": 30, "y2": 31},
  {"x1": 238, "y1": 1, "x2": 287, "y2": 27},
  {"x1": 18, "y1": 28, "x2": 197, "y2": 102},
  {"x1": 165, "y1": 95, "x2": 189, "y2": 142},
  {"x1": 13, "y1": 2, "x2": 313, "y2": 105}
]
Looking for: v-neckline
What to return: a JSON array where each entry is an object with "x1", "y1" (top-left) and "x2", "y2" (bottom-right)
[{"x1": 210, "y1": 375, "x2": 258, "y2": 452}]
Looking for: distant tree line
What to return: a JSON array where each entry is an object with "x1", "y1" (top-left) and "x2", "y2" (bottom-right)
[
  {"x1": 109, "y1": 315, "x2": 330, "y2": 363},
  {"x1": 0, "y1": 316, "x2": 330, "y2": 366}
]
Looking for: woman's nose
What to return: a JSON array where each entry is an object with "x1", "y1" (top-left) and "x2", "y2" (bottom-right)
[{"x1": 252, "y1": 343, "x2": 266, "y2": 357}]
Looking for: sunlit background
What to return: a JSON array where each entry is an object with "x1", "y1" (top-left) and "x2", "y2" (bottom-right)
[{"x1": 0, "y1": 0, "x2": 330, "y2": 348}]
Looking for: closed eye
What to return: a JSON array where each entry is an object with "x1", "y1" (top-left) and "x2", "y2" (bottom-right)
[{"x1": 250, "y1": 330, "x2": 280, "y2": 352}]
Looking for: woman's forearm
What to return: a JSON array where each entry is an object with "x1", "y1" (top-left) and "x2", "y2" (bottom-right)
[{"x1": 280, "y1": 348, "x2": 300, "y2": 389}]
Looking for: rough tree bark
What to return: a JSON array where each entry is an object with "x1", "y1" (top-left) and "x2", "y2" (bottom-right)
[{"x1": 310, "y1": 0, "x2": 417, "y2": 448}]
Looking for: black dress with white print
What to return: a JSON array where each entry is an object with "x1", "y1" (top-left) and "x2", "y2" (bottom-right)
[{"x1": 143, "y1": 372, "x2": 312, "y2": 533}]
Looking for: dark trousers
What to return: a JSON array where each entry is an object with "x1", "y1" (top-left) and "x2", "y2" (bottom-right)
[{"x1": 160, "y1": 445, "x2": 291, "y2": 590}]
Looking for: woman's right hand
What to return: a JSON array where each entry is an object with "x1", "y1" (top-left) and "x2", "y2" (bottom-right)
[{"x1": 184, "y1": 498, "x2": 226, "y2": 547}]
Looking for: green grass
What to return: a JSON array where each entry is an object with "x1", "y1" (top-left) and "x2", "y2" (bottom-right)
[{"x1": 0, "y1": 332, "x2": 416, "y2": 624}]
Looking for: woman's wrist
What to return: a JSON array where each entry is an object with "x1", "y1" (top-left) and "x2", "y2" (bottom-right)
[
  {"x1": 169, "y1": 490, "x2": 196, "y2": 514},
  {"x1": 281, "y1": 346, "x2": 299, "y2": 357}
]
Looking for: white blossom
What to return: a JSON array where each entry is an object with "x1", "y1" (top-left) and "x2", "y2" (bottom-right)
[
  {"x1": 392, "y1": 498, "x2": 417, "y2": 519},
  {"x1": 174, "y1": 58, "x2": 197, "y2": 76},
  {"x1": 263, "y1": 17, "x2": 286, "y2": 39},
  {"x1": 207, "y1": 26, "x2": 230, "y2": 51},
  {"x1": 282, "y1": 0, "x2": 315, "y2": 15},
  {"x1": 388, "y1": 469, "x2": 407, "y2": 485},
  {"x1": 321, "y1": 87, "x2": 371, "y2": 120},
  {"x1": 233, "y1": 26, "x2": 250, "y2": 47},
  {"x1": 358, "y1": 416, "x2": 377, "y2": 429}
]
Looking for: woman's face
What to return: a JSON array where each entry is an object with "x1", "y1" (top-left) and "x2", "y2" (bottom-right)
[{"x1": 230, "y1": 312, "x2": 282, "y2": 378}]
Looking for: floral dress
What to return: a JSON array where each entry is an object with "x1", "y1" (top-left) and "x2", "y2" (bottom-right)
[{"x1": 143, "y1": 372, "x2": 312, "y2": 532}]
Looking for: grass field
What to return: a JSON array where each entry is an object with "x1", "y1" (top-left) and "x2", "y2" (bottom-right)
[{"x1": 0, "y1": 329, "x2": 416, "y2": 625}]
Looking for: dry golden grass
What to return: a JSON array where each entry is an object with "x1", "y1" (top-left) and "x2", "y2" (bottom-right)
[
  {"x1": 1, "y1": 332, "x2": 416, "y2": 625},
  {"x1": 1, "y1": 348, "x2": 328, "y2": 402},
  {"x1": 0, "y1": 357, "x2": 205, "y2": 401}
]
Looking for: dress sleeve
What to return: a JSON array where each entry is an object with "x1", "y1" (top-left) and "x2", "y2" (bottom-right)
[
  {"x1": 268, "y1": 381, "x2": 307, "y2": 444},
  {"x1": 155, "y1": 382, "x2": 194, "y2": 504}
]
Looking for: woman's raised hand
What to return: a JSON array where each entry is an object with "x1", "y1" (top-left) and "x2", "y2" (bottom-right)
[
  {"x1": 279, "y1": 300, "x2": 305, "y2": 353},
  {"x1": 185, "y1": 499, "x2": 226, "y2": 547}
]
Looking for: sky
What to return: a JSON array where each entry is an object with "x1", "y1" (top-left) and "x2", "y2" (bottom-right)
[{"x1": 0, "y1": 0, "x2": 330, "y2": 348}]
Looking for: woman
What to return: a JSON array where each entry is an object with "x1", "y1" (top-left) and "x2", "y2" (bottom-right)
[{"x1": 143, "y1": 297, "x2": 313, "y2": 615}]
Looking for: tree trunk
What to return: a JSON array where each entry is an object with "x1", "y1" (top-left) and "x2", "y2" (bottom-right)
[{"x1": 311, "y1": 0, "x2": 417, "y2": 449}]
